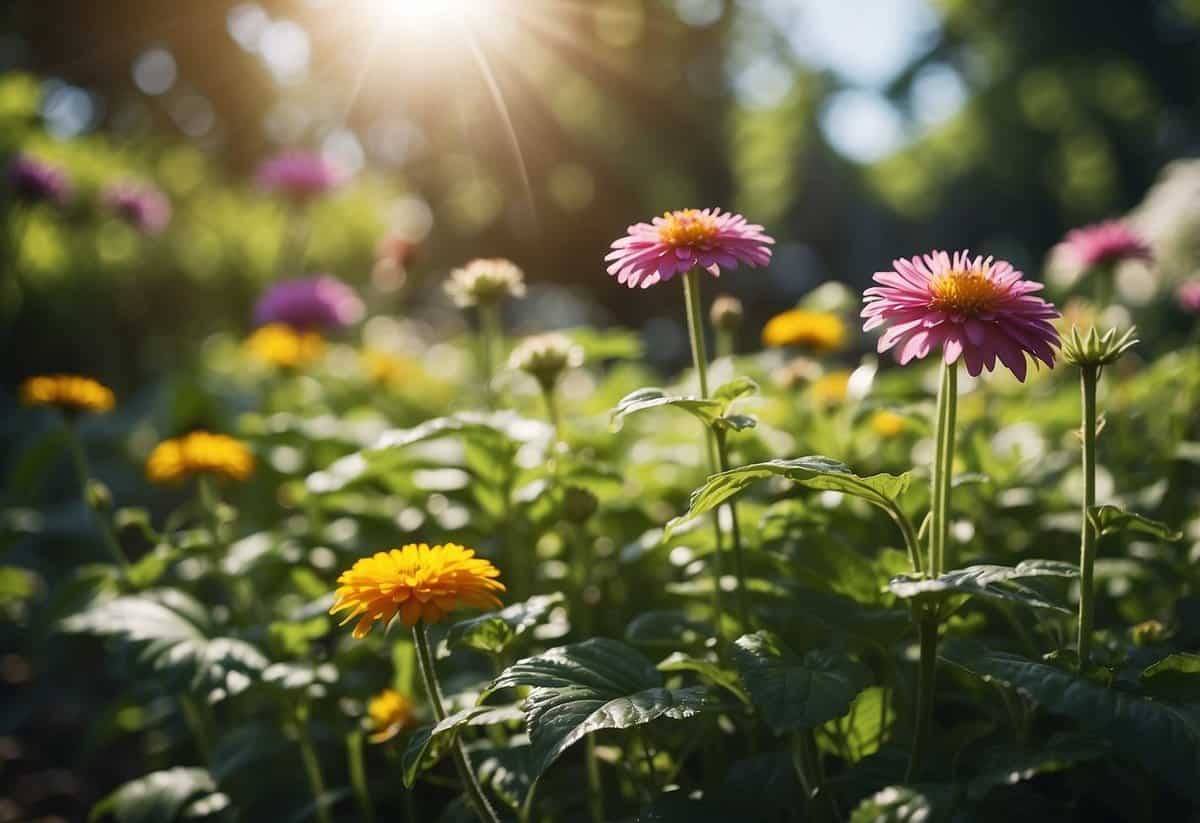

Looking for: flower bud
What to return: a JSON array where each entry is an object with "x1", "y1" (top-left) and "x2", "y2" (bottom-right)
[
  {"x1": 445, "y1": 258, "x2": 526, "y2": 308},
  {"x1": 563, "y1": 486, "x2": 599, "y2": 524},
  {"x1": 1061, "y1": 325, "x2": 1138, "y2": 370},
  {"x1": 1131, "y1": 619, "x2": 1166, "y2": 646},
  {"x1": 86, "y1": 479, "x2": 113, "y2": 513},
  {"x1": 508, "y1": 333, "x2": 583, "y2": 391},
  {"x1": 710, "y1": 295, "x2": 744, "y2": 332}
]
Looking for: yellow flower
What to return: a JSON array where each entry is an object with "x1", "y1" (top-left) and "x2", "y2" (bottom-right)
[
  {"x1": 366, "y1": 688, "x2": 417, "y2": 743},
  {"x1": 361, "y1": 349, "x2": 415, "y2": 385},
  {"x1": 762, "y1": 309, "x2": 847, "y2": 352},
  {"x1": 20, "y1": 375, "x2": 115, "y2": 413},
  {"x1": 330, "y1": 543, "x2": 505, "y2": 638},
  {"x1": 870, "y1": 410, "x2": 908, "y2": 437},
  {"x1": 810, "y1": 370, "x2": 851, "y2": 406},
  {"x1": 146, "y1": 431, "x2": 255, "y2": 485},
  {"x1": 245, "y1": 324, "x2": 324, "y2": 368}
]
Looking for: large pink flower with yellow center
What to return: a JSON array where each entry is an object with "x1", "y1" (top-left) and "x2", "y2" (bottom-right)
[
  {"x1": 605, "y1": 208, "x2": 774, "y2": 289},
  {"x1": 862, "y1": 250, "x2": 1060, "y2": 381}
]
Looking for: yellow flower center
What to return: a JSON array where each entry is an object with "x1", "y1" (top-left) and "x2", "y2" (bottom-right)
[
  {"x1": 929, "y1": 270, "x2": 1002, "y2": 316},
  {"x1": 658, "y1": 209, "x2": 719, "y2": 247}
]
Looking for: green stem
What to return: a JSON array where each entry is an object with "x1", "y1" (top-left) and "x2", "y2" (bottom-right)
[
  {"x1": 683, "y1": 270, "x2": 733, "y2": 642},
  {"x1": 541, "y1": 383, "x2": 562, "y2": 444},
  {"x1": 1077, "y1": 366, "x2": 1099, "y2": 669},
  {"x1": 714, "y1": 428, "x2": 750, "y2": 628},
  {"x1": 906, "y1": 614, "x2": 938, "y2": 782},
  {"x1": 793, "y1": 729, "x2": 833, "y2": 823},
  {"x1": 346, "y1": 730, "x2": 376, "y2": 823},
  {"x1": 930, "y1": 361, "x2": 958, "y2": 576},
  {"x1": 412, "y1": 624, "x2": 501, "y2": 823},
  {"x1": 585, "y1": 735, "x2": 604, "y2": 823},
  {"x1": 715, "y1": 328, "x2": 734, "y2": 360},
  {"x1": 889, "y1": 505, "x2": 923, "y2": 577},
  {"x1": 63, "y1": 419, "x2": 129, "y2": 570},
  {"x1": 478, "y1": 301, "x2": 502, "y2": 408},
  {"x1": 295, "y1": 704, "x2": 333, "y2": 823}
]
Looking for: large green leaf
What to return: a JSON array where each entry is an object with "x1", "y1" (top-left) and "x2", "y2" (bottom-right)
[
  {"x1": 61, "y1": 590, "x2": 267, "y2": 702},
  {"x1": 484, "y1": 638, "x2": 715, "y2": 775},
  {"x1": 90, "y1": 768, "x2": 226, "y2": 823},
  {"x1": 401, "y1": 705, "x2": 523, "y2": 787},
  {"x1": 1140, "y1": 653, "x2": 1200, "y2": 702},
  {"x1": 732, "y1": 631, "x2": 870, "y2": 734},
  {"x1": 657, "y1": 652, "x2": 749, "y2": 702},
  {"x1": 888, "y1": 560, "x2": 1077, "y2": 614},
  {"x1": 667, "y1": 457, "x2": 912, "y2": 538},
  {"x1": 609, "y1": 388, "x2": 723, "y2": 431},
  {"x1": 943, "y1": 645, "x2": 1200, "y2": 798},
  {"x1": 442, "y1": 592, "x2": 565, "y2": 656},
  {"x1": 964, "y1": 734, "x2": 1108, "y2": 801},
  {"x1": 1087, "y1": 505, "x2": 1182, "y2": 541}
]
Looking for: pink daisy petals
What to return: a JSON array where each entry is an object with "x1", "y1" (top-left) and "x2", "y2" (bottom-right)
[
  {"x1": 605, "y1": 208, "x2": 774, "y2": 289},
  {"x1": 861, "y1": 250, "x2": 1061, "y2": 382},
  {"x1": 1062, "y1": 220, "x2": 1152, "y2": 269}
]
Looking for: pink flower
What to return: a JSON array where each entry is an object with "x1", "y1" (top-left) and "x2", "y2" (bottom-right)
[
  {"x1": 1062, "y1": 221, "x2": 1152, "y2": 269},
  {"x1": 1177, "y1": 277, "x2": 1200, "y2": 314},
  {"x1": 256, "y1": 151, "x2": 344, "y2": 202},
  {"x1": 8, "y1": 154, "x2": 71, "y2": 206},
  {"x1": 605, "y1": 208, "x2": 774, "y2": 289},
  {"x1": 254, "y1": 275, "x2": 364, "y2": 331},
  {"x1": 103, "y1": 182, "x2": 171, "y2": 234},
  {"x1": 862, "y1": 250, "x2": 1061, "y2": 381}
]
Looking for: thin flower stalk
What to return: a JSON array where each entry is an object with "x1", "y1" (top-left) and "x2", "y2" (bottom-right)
[
  {"x1": 1077, "y1": 364, "x2": 1099, "y2": 667},
  {"x1": 64, "y1": 422, "x2": 130, "y2": 570}
]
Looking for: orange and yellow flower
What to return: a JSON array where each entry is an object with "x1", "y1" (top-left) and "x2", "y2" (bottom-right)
[
  {"x1": 810, "y1": 370, "x2": 851, "y2": 406},
  {"x1": 366, "y1": 688, "x2": 417, "y2": 743},
  {"x1": 146, "y1": 431, "x2": 255, "y2": 485},
  {"x1": 245, "y1": 323, "x2": 324, "y2": 368},
  {"x1": 870, "y1": 410, "x2": 908, "y2": 437},
  {"x1": 20, "y1": 375, "x2": 114, "y2": 413},
  {"x1": 762, "y1": 309, "x2": 847, "y2": 353},
  {"x1": 330, "y1": 543, "x2": 505, "y2": 638}
]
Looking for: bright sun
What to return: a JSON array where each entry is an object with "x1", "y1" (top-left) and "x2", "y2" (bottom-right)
[{"x1": 363, "y1": 0, "x2": 501, "y2": 34}]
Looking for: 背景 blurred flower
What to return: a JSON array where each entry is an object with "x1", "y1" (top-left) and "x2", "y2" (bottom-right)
[
  {"x1": 605, "y1": 208, "x2": 774, "y2": 289},
  {"x1": 330, "y1": 543, "x2": 505, "y2": 637},
  {"x1": 20, "y1": 375, "x2": 114, "y2": 413},
  {"x1": 444, "y1": 258, "x2": 526, "y2": 308},
  {"x1": 810, "y1": 370, "x2": 851, "y2": 406},
  {"x1": 245, "y1": 323, "x2": 324, "y2": 368},
  {"x1": 761, "y1": 309, "x2": 847, "y2": 352},
  {"x1": 253, "y1": 275, "x2": 364, "y2": 332},
  {"x1": 255, "y1": 151, "x2": 344, "y2": 202},
  {"x1": 1061, "y1": 221, "x2": 1152, "y2": 269},
  {"x1": 366, "y1": 688, "x2": 417, "y2": 743},
  {"x1": 7, "y1": 154, "x2": 71, "y2": 206},
  {"x1": 102, "y1": 182, "x2": 172, "y2": 234},
  {"x1": 1177, "y1": 277, "x2": 1200, "y2": 314},
  {"x1": 146, "y1": 432, "x2": 255, "y2": 485},
  {"x1": 862, "y1": 250, "x2": 1060, "y2": 381},
  {"x1": 870, "y1": 410, "x2": 908, "y2": 437},
  {"x1": 710, "y1": 295, "x2": 744, "y2": 332},
  {"x1": 508, "y1": 333, "x2": 583, "y2": 391}
]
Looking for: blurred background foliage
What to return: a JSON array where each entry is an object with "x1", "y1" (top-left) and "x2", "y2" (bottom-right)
[{"x1": 3, "y1": 0, "x2": 1200, "y2": 385}]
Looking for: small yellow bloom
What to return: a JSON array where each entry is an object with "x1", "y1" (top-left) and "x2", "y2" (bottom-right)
[
  {"x1": 361, "y1": 349, "x2": 415, "y2": 386},
  {"x1": 870, "y1": 410, "x2": 908, "y2": 437},
  {"x1": 20, "y1": 375, "x2": 114, "y2": 413},
  {"x1": 331, "y1": 543, "x2": 505, "y2": 638},
  {"x1": 146, "y1": 431, "x2": 255, "y2": 485},
  {"x1": 810, "y1": 370, "x2": 851, "y2": 406},
  {"x1": 762, "y1": 309, "x2": 847, "y2": 352},
  {"x1": 366, "y1": 688, "x2": 417, "y2": 743},
  {"x1": 245, "y1": 324, "x2": 324, "y2": 368}
]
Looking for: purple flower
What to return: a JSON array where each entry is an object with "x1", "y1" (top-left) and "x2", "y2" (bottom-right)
[
  {"x1": 103, "y1": 182, "x2": 171, "y2": 234},
  {"x1": 7, "y1": 154, "x2": 71, "y2": 206},
  {"x1": 1062, "y1": 221, "x2": 1152, "y2": 269},
  {"x1": 1177, "y1": 277, "x2": 1200, "y2": 314},
  {"x1": 254, "y1": 275, "x2": 364, "y2": 332},
  {"x1": 862, "y1": 250, "x2": 1061, "y2": 381},
  {"x1": 256, "y1": 151, "x2": 344, "y2": 202},
  {"x1": 605, "y1": 208, "x2": 774, "y2": 289}
]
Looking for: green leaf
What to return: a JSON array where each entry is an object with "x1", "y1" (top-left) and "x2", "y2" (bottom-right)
[
  {"x1": 1087, "y1": 505, "x2": 1182, "y2": 541},
  {"x1": 443, "y1": 592, "x2": 565, "y2": 656},
  {"x1": 484, "y1": 638, "x2": 715, "y2": 775},
  {"x1": 657, "y1": 652, "x2": 749, "y2": 702},
  {"x1": 964, "y1": 734, "x2": 1108, "y2": 801},
  {"x1": 849, "y1": 785, "x2": 954, "y2": 823},
  {"x1": 1140, "y1": 653, "x2": 1200, "y2": 703},
  {"x1": 401, "y1": 705, "x2": 523, "y2": 787},
  {"x1": 821, "y1": 686, "x2": 890, "y2": 763},
  {"x1": 943, "y1": 644, "x2": 1200, "y2": 799},
  {"x1": 888, "y1": 560, "x2": 1078, "y2": 614},
  {"x1": 732, "y1": 631, "x2": 870, "y2": 734},
  {"x1": 667, "y1": 457, "x2": 911, "y2": 538},
  {"x1": 609, "y1": 388, "x2": 722, "y2": 431},
  {"x1": 61, "y1": 590, "x2": 268, "y2": 702},
  {"x1": 712, "y1": 377, "x2": 758, "y2": 404},
  {"x1": 90, "y1": 767, "x2": 226, "y2": 823}
]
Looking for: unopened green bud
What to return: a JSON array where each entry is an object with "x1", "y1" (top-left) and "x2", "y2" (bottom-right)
[
  {"x1": 86, "y1": 479, "x2": 113, "y2": 513},
  {"x1": 710, "y1": 295, "x2": 744, "y2": 332},
  {"x1": 1062, "y1": 325, "x2": 1138, "y2": 370},
  {"x1": 508, "y1": 333, "x2": 583, "y2": 391},
  {"x1": 1131, "y1": 619, "x2": 1166, "y2": 646}
]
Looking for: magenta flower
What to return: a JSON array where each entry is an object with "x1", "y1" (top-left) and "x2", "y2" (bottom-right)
[
  {"x1": 1177, "y1": 277, "x2": 1200, "y2": 314},
  {"x1": 103, "y1": 182, "x2": 171, "y2": 234},
  {"x1": 255, "y1": 151, "x2": 344, "y2": 202},
  {"x1": 862, "y1": 250, "x2": 1061, "y2": 381},
  {"x1": 7, "y1": 154, "x2": 71, "y2": 206},
  {"x1": 1062, "y1": 220, "x2": 1152, "y2": 269},
  {"x1": 605, "y1": 208, "x2": 774, "y2": 289},
  {"x1": 253, "y1": 275, "x2": 364, "y2": 331}
]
